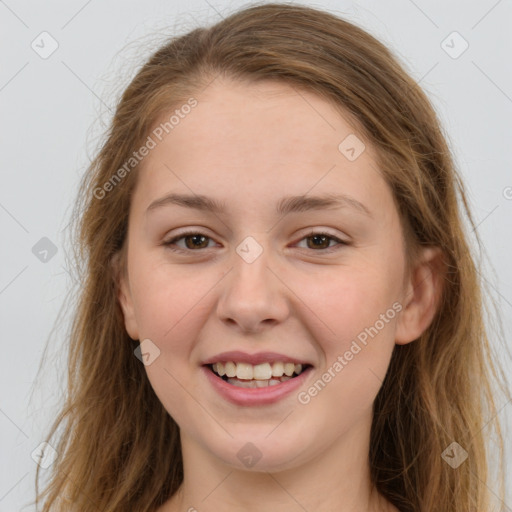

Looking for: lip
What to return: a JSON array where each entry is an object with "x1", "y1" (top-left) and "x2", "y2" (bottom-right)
[
  {"x1": 202, "y1": 350, "x2": 312, "y2": 366},
  {"x1": 201, "y1": 364, "x2": 313, "y2": 406}
]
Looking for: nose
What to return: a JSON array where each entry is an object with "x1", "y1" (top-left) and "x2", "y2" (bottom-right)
[{"x1": 215, "y1": 240, "x2": 290, "y2": 334}]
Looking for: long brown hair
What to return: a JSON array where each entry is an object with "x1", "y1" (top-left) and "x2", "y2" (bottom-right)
[{"x1": 34, "y1": 3, "x2": 508, "y2": 510}]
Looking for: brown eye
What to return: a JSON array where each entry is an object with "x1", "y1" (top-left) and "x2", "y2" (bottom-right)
[
  {"x1": 183, "y1": 234, "x2": 210, "y2": 249},
  {"x1": 296, "y1": 231, "x2": 348, "y2": 252},
  {"x1": 306, "y1": 234, "x2": 331, "y2": 250},
  {"x1": 163, "y1": 230, "x2": 348, "y2": 254},
  {"x1": 163, "y1": 231, "x2": 215, "y2": 252}
]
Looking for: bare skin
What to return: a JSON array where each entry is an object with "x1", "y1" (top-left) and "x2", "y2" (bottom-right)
[{"x1": 117, "y1": 77, "x2": 443, "y2": 512}]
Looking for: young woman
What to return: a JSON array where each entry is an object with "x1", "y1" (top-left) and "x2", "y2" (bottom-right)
[{"x1": 35, "y1": 3, "x2": 508, "y2": 511}]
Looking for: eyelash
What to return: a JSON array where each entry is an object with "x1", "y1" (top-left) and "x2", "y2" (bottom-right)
[{"x1": 162, "y1": 230, "x2": 349, "y2": 254}]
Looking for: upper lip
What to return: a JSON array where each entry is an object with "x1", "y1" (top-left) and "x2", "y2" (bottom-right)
[{"x1": 202, "y1": 351, "x2": 312, "y2": 366}]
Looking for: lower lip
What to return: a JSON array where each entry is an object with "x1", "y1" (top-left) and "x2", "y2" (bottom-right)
[{"x1": 202, "y1": 366, "x2": 313, "y2": 406}]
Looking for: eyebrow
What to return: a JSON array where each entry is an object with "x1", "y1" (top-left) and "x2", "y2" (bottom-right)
[{"x1": 146, "y1": 192, "x2": 372, "y2": 218}]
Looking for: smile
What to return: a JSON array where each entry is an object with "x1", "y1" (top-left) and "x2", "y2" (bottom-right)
[
  {"x1": 201, "y1": 351, "x2": 314, "y2": 405},
  {"x1": 210, "y1": 361, "x2": 308, "y2": 388}
]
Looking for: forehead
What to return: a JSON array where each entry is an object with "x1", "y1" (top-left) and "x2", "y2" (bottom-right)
[
  {"x1": 132, "y1": 78, "x2": 393, "y2": 221},
  {"x1": 162, "y1": 78, "x2": 368, "y2": 160}
]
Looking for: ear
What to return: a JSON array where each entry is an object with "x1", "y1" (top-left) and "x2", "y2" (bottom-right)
[
  {"x1": 395, "y1": 246, "x2": 445, "y2": 345},
  {"x1": 111, "y1": 252, "x2": 140, "y2": 341}
]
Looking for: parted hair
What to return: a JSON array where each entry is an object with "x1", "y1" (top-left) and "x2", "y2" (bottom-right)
[{"x1": 35, "y1": 3, "x2": 507, "y2": 511}]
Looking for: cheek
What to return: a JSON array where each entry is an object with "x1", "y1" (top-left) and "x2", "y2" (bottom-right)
[
  {"x1": 312, "y1": 263, "x2": 401, "y2": 341},
  {"x1": 129, "y1": 247, "x2": 402, "y2": 364},
  {"x1": 132, "y1": 264, "x2": 208, "y2": 427},
  {"x1": 129, "y1": 256, "x2": 219, "y2": 340},
  {"x1": 299, "y1": 277, "x2": 398, "y2": 426},
  {"x1": 128, "y1": 242, "x2": 402, "y2": 411},
  {"x1": 305, "y1": 259, "x2": 401, "y2": 407},
  {"x1": 127, "y1": 260, "x2": 209, "y2": 394}
]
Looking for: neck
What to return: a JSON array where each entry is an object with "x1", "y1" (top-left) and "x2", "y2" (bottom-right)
[{"x1": 161, "y1": 413, "x2": 395, "y2": 512}]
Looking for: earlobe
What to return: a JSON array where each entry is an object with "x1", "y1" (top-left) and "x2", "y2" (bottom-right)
[
  {"x1": 395, "y1": 246, "x2": 445, "y2": 345},
  {"x1": 111, "y1": 252, "x2": 140, "y2": 341}
]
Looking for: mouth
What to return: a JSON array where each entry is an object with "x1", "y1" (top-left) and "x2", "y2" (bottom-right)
[{"x1": 206, "y1": 361, "x2": 312, "y2": 389}]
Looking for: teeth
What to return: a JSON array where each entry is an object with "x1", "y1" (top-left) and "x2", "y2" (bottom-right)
[
  {"x1": 228, "y1": 377, "x2": 285, "y2": 388},
  {"x1": 211, "y1": 360, "x2": 307, "y2": 380},
  {"x1": 224, "y1": 361, "x2": 236, "y2": 378},
  {"x1": 236, "y1": 363, "x2": 253, "y2": 380},
  {"x1": 272, "y1": 361, "x2": 284, "y2": 377},
  {"x1": 253, "y1": 363, "x2": 272, "y2": 380},
  {"x1": 216, "y1": 362, "x2": 225, "y2": 376},
  {"x1": 283, "y1": 363, "x2": 295, "y2": 376}
]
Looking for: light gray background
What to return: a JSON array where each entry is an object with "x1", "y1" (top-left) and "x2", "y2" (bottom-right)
[{"x1": 1, "y1": 0, "x2": 511, "y2": 509}]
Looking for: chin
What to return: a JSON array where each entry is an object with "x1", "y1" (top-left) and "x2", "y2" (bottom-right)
[{"x1": 202, "y1": 429, "x2": 313, "y2": 473}]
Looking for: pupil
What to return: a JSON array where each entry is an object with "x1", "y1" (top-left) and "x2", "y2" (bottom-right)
[
  {"x1": 186, "y1": 235, "x2": 208, "y2": 249},
  {"x1": 185, "y1": 235, "x2": 329, "y2": 250},
  {"x1": 309, "y1": 235, "x2": 328, "y2": 249}
]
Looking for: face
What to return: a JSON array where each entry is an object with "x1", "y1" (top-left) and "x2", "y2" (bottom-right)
[{"x1": 117, "y1": 78, "x2": 432, "y2": 472}]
